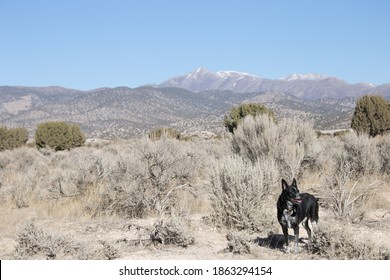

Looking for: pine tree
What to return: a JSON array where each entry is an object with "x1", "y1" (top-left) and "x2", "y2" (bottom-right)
[
  {"x1": 0, "y1": 126, "x2": 28, "y2": 150},
  {"x1": 35, "y1": 121, "x2": 85, "y2": 150},
  {"x1": 351, "y1": 95, "x2": 390, "y2": 137},
  {"x1": 224, "y1": 103, "x2": 275, "y2": 133}
]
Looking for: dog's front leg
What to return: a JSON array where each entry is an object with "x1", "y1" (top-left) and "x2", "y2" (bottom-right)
[
  {"x1": 282, "y1": 226, "x2": 290, "y2": 253},
  {"x1": 293, "y1": 226, "x2": 299, "y2": 253},
  {"x1": 283, "y1": 209, "x2": 292, "y2": 228}
]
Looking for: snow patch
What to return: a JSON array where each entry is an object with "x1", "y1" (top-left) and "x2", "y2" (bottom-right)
[
  {"x1": 216, "y1": 70, "x2": 256, "y2": 78},
  {"x1": 280, "y1": 73, "x2": 329, "y2": 81}
]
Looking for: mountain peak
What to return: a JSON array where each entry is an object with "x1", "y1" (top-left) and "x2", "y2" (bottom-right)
[
  {"x1": 194, "y1": 67, "x2": 210, "y2": 75},
  {"x1": 185, "y1": 67, "x2": 211, "y2": 79},
  {"x1": 160, "y1": 67, "x2": 262, "y2": 93},
  {"x1": 187, "y1": 67, "x2": 256, "y2": 79}
]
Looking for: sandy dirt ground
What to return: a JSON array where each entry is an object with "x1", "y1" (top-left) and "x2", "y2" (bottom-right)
[{"x1": 1, "y1": 203, "x2": 389, "y2": 260}]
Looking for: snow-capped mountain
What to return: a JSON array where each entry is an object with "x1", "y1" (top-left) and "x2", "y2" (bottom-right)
[
  {"x1": 160, "y1": 67, "x2": 264, "y2": 93},
  {"x1": 159, "y1": 67, "x2": 386, "y2": 100}
]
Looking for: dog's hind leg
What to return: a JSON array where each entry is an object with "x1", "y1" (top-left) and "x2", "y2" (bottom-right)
[
  {"x1": 303, "y1": 219, "x2": 312, "y2": 242},
  {"x1": 309, "y1": 199, "x2": 319, "y2": 239}
]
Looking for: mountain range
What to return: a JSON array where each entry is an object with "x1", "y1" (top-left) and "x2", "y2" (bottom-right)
[
  {"x1": 1, "y1": 68, "x2": 390, "y2": 139},
  {"x1": 160, "y1": 67, "x2": 390, "y2": 100}
]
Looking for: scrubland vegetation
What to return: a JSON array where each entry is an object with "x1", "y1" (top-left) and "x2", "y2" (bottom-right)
[
  {"x1": 0, "y1": 126, "x2": 28, "y2": 151},
  {"x1": 1, "y1": 112, "x2": 390, "y2": 259}
]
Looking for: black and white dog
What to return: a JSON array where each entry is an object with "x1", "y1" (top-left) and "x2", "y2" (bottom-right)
[{"x1": 277, "y1": 178, "x2": 319, "y2": 253}]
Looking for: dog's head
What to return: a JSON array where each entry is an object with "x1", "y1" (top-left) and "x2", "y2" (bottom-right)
[{"x1": 281, "y1": 178, "x2": 302, "y2": 205}]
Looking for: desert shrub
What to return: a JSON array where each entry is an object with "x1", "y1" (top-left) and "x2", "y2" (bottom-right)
[
  {"x1": 151, "y1": 214, "x2": 195, "y2": 247},
  {"x1": 0, "y1": 145, "x2": 103, "y2": 208},
  {"x1": 8, "y1": 177, "x2": 35, "y2": 208},
  {"x1": 231, "y1": 115, "x2": 318, "y2": 181},
  {"x1": 35, "y1": 121, "x2": 85, "y2": 151},
  {"x1": 69, "y1": 123, "x2": 86, "y2": 147},
  {"x1": 0, "y1": 147, "x2": 51, "y2": 207},
  {"x1": 136, "y1": 138, "x2": 201, "y2": 218},
  {"x1": 99, "y1": 241, "x2": 120, "y2": 260},
  {"x1": 308, "y1": 221, "x2": 389, "y2": 259},
  {"x1": 65, "y1": 138, "x2": 203, "y2": 219},
  {"x1": 0, "y1": 138, "x2": 202, "y2": 219},
  {"x1": 148, "y1": 127, "x2": 180, "y2": 140},
  {"x1": 376, "y1": 136, "x2": 390, "y2": 176},
  {"x1": 351, "y1": 95, "x2": 390, "y2": 137},
  {"x1": 209, "y1": 155, "x2": 278, "y2": 232},
  {"x1": 0, "y1": 126, "x2": 28, "y2": 151},
  {"x1": 39, "y1": 144, "x2": 145, "y2": 217},
  {"x1": 340, "y1": 133, "x2": 381, "y2": 177},
  {"x1": 319, "y1": 147, "x2": 382, "y2": 222},
  {"x1": 224, "y1": 103, "x2": 275, "y2": 133},
  {"x1": 14, "y1": 218, "x2": 58, "y2": 259},
  {"x1": 13, "y1": 218, "x2": 121, "y2": 260},
  {"x1": 231, "y1": 114, "x2": 278, "y2": 162},
  {"x1": 223, "y1": 232, "x2": 252, "y2": 254},
  {"x1": 94, "y1": 148, "x2": 150, "y2": 218},
  {"x1": 14, "y1": 218, "x2": 75, "y2": 260},
  {"x1": 276, "y1": 117, "x2": 318, "y2": 179}
]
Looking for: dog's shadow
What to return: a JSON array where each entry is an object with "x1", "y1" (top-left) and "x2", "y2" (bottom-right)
[{"x1": 254, "y1": 233, "x2": 307, "y2": 250}]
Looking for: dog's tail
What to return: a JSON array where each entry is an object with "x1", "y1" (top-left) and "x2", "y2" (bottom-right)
[{"x1": 311, "y1": 198, "x2": 319, "y2": 224}]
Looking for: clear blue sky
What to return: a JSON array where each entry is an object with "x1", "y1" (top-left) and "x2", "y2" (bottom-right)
[{"x1": 0, "y1": 0, "x2": 389, "y2": 90}]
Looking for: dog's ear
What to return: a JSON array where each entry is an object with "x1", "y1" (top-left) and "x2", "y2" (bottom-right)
[
  {"x1": 292, "y1": 178, "x2": 297, "y2": 187},
  {"x1": 291, "y1": 178, "x2": 299, "y2": 190},
  {"x1": 282, "y1": 179, "x2": 289, "y2": 190}
]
